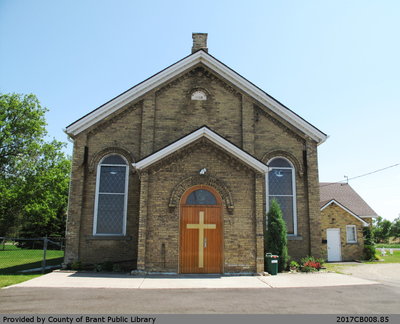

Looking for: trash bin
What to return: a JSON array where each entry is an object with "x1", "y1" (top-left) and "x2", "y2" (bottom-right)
[{"x1": 265, "y1": 253, "x2": 279, "y2": 275}]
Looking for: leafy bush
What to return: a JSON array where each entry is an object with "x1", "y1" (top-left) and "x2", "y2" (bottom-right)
[
  {"x1": 70, "y1": 261, "x2": 82, "y2": 270},
  {"x1": 101, "y1": 261, "x2": 114, "y2": 272},
  {"x1": 363, "y1": 227, "x2": 374, "y2": 246},
  {"x1": 265, "y1": 199, "x2": 288, "y2": 272},
  {"x1": 94, "y1": 264, "x2": 103, "y2": 272},
  {"x1": 375, "y1": 243, "x2": 400, "y2": 248},
  {"x1": 300, "y1": 256, "x2": 324, "y2": 272},
  {"x1": 363, "y1": 227, "x2": 377, "y2": 261},
  {"x1": 363, "y1": 245, "x2": 377, "y2": 261},
  {"x1": 289, "y1": 261, "x2": 299, "y2": 271},
  {"x1": 112, "y1": 263, "x2": 122, "y2": 272}
]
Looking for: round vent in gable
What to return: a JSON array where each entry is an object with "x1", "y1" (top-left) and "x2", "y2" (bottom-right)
[{"x1": 191, "y1": 90, "x2": 207, "y2": 101}]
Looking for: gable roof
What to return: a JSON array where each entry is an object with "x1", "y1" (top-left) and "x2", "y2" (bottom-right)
[
  {"x1": 132, "y1": 126, "x2": 269, "y2": 173},
  {"x1": 320, "y1": 182, "x2": 378, "y2": 218},
  {"x1": 65, "y1": 50, "x2": 327, "y2": 144},
  {"x1": 321, "y1": 199, "x2": 369, "y2": 226}
]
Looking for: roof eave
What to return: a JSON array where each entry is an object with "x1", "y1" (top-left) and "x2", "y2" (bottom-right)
[
  {"x1": 321, "y1": 200, "x2": 370, "y2": 227},
  {"x1": 132, "y1": 126, "x2": 269, "y2": 174},
  {"x1": 66, "y1": 50, "x2": 327, "y2": 144}
]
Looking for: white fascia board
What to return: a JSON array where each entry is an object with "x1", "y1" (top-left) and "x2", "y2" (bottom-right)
[
  {"x1": 197, "y1": 53, "x2": 327, "y2": 144},
  {"x1": 321, "y1": 200, "x2": 369, "y2": 227},
  {"x1": 133, "y1": 127, "x2": 269, "y2": 173},
  {"x1": 66, "y1": 51, "x2": 327, "y2": 144},
  {"x1": 66, "y1": 51, "x2": 205, "y2": 136}
]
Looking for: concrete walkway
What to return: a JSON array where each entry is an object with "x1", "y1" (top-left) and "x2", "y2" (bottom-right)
[{"x1": 5, "y1": 270, "x2": 378, "y2": 289}]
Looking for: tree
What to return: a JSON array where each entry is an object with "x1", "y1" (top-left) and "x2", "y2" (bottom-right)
[
  {"x1": 0, "y1": 93, "x2": 70, "y2": 238},
  {"x1": 0, "y1": 93, "x2": 47, "y2": 176},
  {"x1": 265, "y1": 199, "x2": 289, "y2": 272},
  {"x1": 372, "y1": 216, "x2": 392, "y2": 243},
  {"x1": 390, "y1": 216, "x2": 400, "y2": 241},
  {"x1": 18, "y1": 141, "x2": 70, "y2": 238}
]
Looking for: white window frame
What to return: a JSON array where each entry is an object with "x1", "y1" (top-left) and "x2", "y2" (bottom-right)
[
  {"x1": 93, "y1": 154, "x2": 129, "y2": 236},
  {"x1": 346, "y1": 225, "x2": 357, "y2": 243},
  {"x1": 265, "y1": 157, "x2": 297, "y2": 236}
]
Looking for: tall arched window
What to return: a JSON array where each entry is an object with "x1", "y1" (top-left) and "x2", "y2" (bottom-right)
[
  {"x1": 267, "y1": 157, "x2": 297, "y2": 235},
  {"x1": 93, "y1": 154, "x2": 129, "y2": 235}
]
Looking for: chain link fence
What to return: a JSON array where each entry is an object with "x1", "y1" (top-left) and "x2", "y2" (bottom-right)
[{"x1": 0, "y1": 237, "x2": 65, "y2": 274}]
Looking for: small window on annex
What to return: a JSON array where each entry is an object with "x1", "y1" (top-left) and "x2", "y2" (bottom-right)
[
  {"x1": 94, "y1": 154, "x2": 129, "y2": 235},
  {"x1": 267, "y1": 157, "x2": 297, "y2": 235},
  {"x1": 346, "y1": 225, "x2": 357, "y2": 243}
]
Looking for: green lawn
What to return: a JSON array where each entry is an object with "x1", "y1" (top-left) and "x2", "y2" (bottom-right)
[
  {"x1": 0, "y1": 274, "x2": 41, "y2": 289},
  {"x1": 0, "y1": 245, "x2": 64, "y2": 288},
  {"x1": 1, "y1": 246, "x2": 63, "y2": 273},
  {"x1": 324, "y1": 250, "x2": 400, "y2": 274},
  {"x1": 365, "y1": 250, "x2": 400, "y2": 264},
  {"x1": 323, "y1": 263, "x2": 359, "y2": 274}
]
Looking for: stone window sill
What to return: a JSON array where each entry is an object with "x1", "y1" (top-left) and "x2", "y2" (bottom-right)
[
  {"x1": 346, "y1": 242, "x2": 358, "y2": 245},
  {"x1": 86, "y1": 235, "x2": 132, "y2": 241},
  {"x1": 288, "y1": 235, "x2": 303, "y2": 241}
]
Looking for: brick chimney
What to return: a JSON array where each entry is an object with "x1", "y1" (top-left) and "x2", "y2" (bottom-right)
[{"x1": 192, "y1": 33, "x2": 208, "y2": 53}]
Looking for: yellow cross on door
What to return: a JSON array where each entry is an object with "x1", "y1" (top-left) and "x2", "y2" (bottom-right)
[{"x1": 186, "y1": 211, "x2": 216, "y2": 268}]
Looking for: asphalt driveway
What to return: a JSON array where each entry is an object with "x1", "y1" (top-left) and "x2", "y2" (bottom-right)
[
  {"x1": 1, "y1": 284, "x2": 399, "y2": 314},
  {"x1": 1, "y1": 265, "x2": 399, "y2": 314},
  {"x1": 338, "y1": 263, "x2": 400, "y2": 287}
]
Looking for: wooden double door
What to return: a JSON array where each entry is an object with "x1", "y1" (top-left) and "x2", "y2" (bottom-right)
[{"x1": 179, "y1": 186, "x2": 223, "y2": 273}]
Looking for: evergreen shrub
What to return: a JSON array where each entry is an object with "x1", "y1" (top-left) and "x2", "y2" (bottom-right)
[{"x1": 265, "y1": 199, "x2": 289, "y2": 272}]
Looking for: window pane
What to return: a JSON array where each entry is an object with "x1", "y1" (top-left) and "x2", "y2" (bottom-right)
[
  {"x1": 96, "y1": 194, "x2": 124, "y2": 234},
  {"x1": 269, "y1": 196, "x2": 294, "y2": 234},
  {"x1": 269, "y1": 158, "x2": 291, "y2": 168},
  {"x1": 186, "y1": 189, "x2": 217, "y2": 205},
  {"x1": 269, "y1": 169, "x2": 293, "y2": 195},
  {"x1": 347, "y1": 226, "x2": 356, "y2": 242},
  {"x1": 99, "y1": 166, "x2": 126, "y2": 193},
  {"x1": 102, "y1": 155, "x2": 126, "y2": 165}
]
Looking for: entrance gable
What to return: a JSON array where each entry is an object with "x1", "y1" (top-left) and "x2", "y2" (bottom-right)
[
  {"x1": 136, "y1": 137, "x2": 262, "y2": 273},
  {"x1": 132, "y1": 126, "x2": 269, "y2": 174}
]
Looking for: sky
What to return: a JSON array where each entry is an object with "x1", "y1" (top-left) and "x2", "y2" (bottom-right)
[{"x1": 1, "y1": 0, "x2": 399, "y2": 221}]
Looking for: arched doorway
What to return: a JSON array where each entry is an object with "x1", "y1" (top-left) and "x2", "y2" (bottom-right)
[{"x1": 179, "y1": 185, "x2": 223, "y2": 273}]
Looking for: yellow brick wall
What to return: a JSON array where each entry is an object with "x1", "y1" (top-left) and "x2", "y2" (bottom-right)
[
  {"x1": 321, "y1": 204, "x2": 365, "y2": 261},
  {"x1": 65, "y1": 64, "x2": 322, "y2": 271}
]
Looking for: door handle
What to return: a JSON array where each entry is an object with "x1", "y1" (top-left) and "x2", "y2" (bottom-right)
[{"x1": 204, "y1": 237, "x2": 207, "y2": 248}]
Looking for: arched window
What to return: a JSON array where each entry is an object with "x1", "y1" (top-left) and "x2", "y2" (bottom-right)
[
  {"x1": 93, "y1": 154, "x2": 129, "y2": 235},
  {"x1": 186, "y1": 189, "x2": 217, "y2": 205},
  {"x1": 267, "y1": 157, "x2": 297, "y2": 235},
  {"x1": 191, "y1": 90, "x2": 207, "y2": 101}
]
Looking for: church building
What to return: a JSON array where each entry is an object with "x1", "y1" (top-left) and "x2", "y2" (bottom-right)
[{"x1": 64, "y1": 33, "x2": 327, "y2": 273}]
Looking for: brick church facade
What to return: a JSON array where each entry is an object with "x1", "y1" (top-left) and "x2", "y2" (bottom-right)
[{"x1": 64, "y1": 34, "x2": 327, "y2": 273}]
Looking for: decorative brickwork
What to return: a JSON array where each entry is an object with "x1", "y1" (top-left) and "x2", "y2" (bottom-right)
[
  {"x1": 261, "y1": 149, "x2": 304, "y2": 177},
  {"x1": 88, "y1": 147, "x2": 135, "y2": 173},
  {"x1": 168, "y1": 174, "x2": 235, "y2": 212}
]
